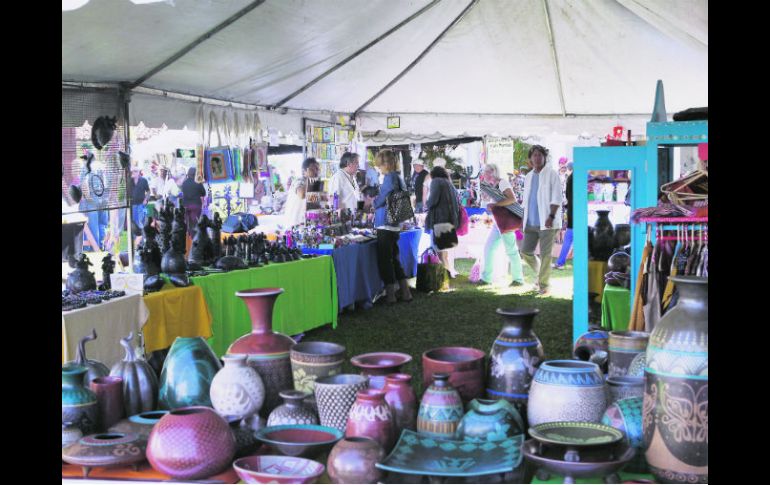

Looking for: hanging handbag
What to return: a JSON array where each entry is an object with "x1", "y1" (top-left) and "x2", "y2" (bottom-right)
[
  {"x1": 386, "y1": 176, "x2": 415, "y2": 226},
  {"x1": 416, "y1": 248, "x2": 449, "y2": 293},
  {"x1": 433, "y1": 223, "x2": 458, "y2": 250},
  {"x1": 204, "y1": 111, "x2": 235, "y2": 183},
  {"x1": 491, "y1": 206, "x2": 522, "y2": 234}
]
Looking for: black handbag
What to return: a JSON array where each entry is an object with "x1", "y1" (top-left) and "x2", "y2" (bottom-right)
[
  {"x1": 386, "y1": 178, "x2": 414, "y2": 226},
  {"x1": 433, "y1": 226, "x2": 458, "y2": 250}
]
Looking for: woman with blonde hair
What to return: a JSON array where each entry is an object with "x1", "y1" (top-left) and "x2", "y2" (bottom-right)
[{"x1": 373, "y1": 149, "x2": 412, "y2": 303}]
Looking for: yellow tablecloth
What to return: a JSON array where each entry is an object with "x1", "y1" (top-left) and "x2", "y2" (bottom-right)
[
  {"x1": 588, "y1": 260, "x2": 609, "y2": 303},
  {"x1": 141, "y1": 284, "x2": 213, "y2": 354},
  {"x1": 62, "y1": 294, "x2": 149, "y2": 368}
]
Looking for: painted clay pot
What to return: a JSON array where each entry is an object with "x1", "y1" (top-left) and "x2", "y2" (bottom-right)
[
  {"x1": 158, "y1": 336, "x2": 222, "y2": 409},
  {"x1": 573, "y1": 329, "x2": 610, "y2": 363},
  {"x1": 628, "y1": 352, "x2": 646, "y2": 377},
  {"x1": 416, "y1": 373, "x2": 464, "y2": 439},
  {"x1": 527, "y1": 360, "x2": 607, "y2": 427},
  {"x1": 228, "y1": 288, "x2": 296, "y2": 418},
  {"x1": 486, "y1": 308, "x2": 545, "y2": 425},
  {"x1": 268, "y1": 390, "x2": 319, "y2": 426},
  {"x1": 644, "y1": 276, "x2": 708, "y2": 484},
  {"x1": 62, "y1": 364, "x2": 99, "y2": 435},
  {"x1": 147, "y1": 406, "x2": 236, "y2": 480},
  {"x1": 90, "y1": 376, "x2": 125, "y2": 431},
  {"x1": 62, "y1": 432, "x2": 147, "y2": 478},
  {"x1": 608, "y1": 331, "x2": 650, "y2": 377},
  {"x1": 233, "y1": 455, "x2": 326, "y2": 484},
  {"x1": 314, "y1": 374, "x2": 369, "y2": 432},
  {"x1": 327, "y1": 437, "x2": 385, "y2": 484},
  {"x1": 210, "y1": 354, "x2": 265, "y2": 419},
  {"x1": 383, "y1": 373, "x2": 417, "y2": 436},
  {"x1": 62, "y1": 422, "x2": 83, "y2": 448},
  {"x1": 350, "y1": 352, "x2": 412, "y2": 390},
  {"x1": 346, "y1": 389, "x2": 395, "y2": 452},
  {"x1": 422, "y1": 346, "x2": 486, "y2": 403},
  {"x1": 65, "y1": 328, "x2": 110, "y2": 387},
  {"x1": 108, "y1": 411, "x2": 169, "y2": 440},
  {"x1": 591, "y1": 210, "x2": 615, "y2": 261},
  {"x1": 603, "y1": 397, "x2": 647, "y2": 473},
  {"x1": 456, "y1": 398, "x2": 525, "y2": 442},
  {"x1": 109, "y1": 332, "x2": 158, "y2": 416},
  {"x1": 291, "y1": 341, "x2": 346, "y2": 394},
  {"x1": 607, "y1": 376, "x2": 645, "y2": 405}
]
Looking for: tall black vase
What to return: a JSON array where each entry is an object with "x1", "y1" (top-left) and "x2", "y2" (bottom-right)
[{"x1": 591, "y1": 210, "x2": 615, "y2": 261}]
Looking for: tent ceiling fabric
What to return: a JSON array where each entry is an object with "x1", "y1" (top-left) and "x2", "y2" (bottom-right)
[{"x1": 62, "y1": 0, "x2": 707, "y2": 129}]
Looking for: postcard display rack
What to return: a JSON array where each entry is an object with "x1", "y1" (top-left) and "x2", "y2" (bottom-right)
[{"x1": 303, "y1": 118, "x2": 355, "y2": 188}]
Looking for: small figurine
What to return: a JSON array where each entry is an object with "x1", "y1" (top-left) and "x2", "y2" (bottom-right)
[
  {"x1": 189, "y1": 214, "x2": 215, "y2": 267},
  {"x1": 98, "y1": 254, "x2": 116, "y2": 291},
  {"x1": 66, "y1": 253, "x2": 97, "y2": 293}
]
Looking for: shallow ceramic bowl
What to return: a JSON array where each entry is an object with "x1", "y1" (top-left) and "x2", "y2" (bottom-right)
[
  {"x1": 350, "y1": 352, "x2": 412, "y2": 372},
  {"x1": 529, "y1": 421, "x2": 624, "y2": 447},
  {"x1": 522, "y1": 439, "x2": 635, "y2": 481},
  {"x1": 233, "y1": 455, "x2": 325, "y2": 484},
  {"x1": 256, "y1": 424, "x2": 343, "y2": 458}
]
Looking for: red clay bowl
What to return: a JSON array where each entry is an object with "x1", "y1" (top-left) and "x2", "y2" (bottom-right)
[
  {"x1": 255, "y1": 424, "x2": 344, "y2": 458},
  {"x1": 233, "y1": 455, "x2": 325, "y2": 484},
  {"x1": 422, "y1": 346, "x2": 486, "y2": 402},
  {"x1": 350, "y1": 352, "x2": 413, "y2": 373}
]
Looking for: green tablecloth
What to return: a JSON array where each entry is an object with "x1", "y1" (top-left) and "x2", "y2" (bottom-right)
[
  {"x1": 191, "y1": 256, "x2": 338, "y2": 357},
  {"x1": 601, "y1": 283, "x2": 631, "y2": 331},
  {"x1": 532, "y1": 471, "x2": 654, "y2": 483}
]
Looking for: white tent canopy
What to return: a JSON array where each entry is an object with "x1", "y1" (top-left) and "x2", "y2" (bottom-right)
[{"x1": 62, "y1": 0, "x2": 707, "y2": 139}]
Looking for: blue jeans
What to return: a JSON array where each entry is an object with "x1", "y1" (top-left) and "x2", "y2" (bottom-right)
[
  {"x1": 132, "y1": 204, "x2": 146, "y2": 232},
  {"x1": 482, "y1": 225, "x2": 524, "y2": 284},
  {"x1": 86, "y1": 210, "x2": 108, "y2": 250},
  {"x1": 556, "y1": 228, "x2": 573, "y2": 266}
]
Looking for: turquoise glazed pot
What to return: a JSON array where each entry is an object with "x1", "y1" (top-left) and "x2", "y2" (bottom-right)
[
  {"x1": 527, "y1": 360, "x2": 607, "y2": 427},
  {"x1": 159, "y1": 337, "x2": 222, "y2": 409},
  {"x1": 416, "y1": 373, "x2": 464, "y2": 439},
  {"x1": 62, "y1": 364, "x2": 99, "y2": 435},
  {"x1": 456, "y1": 398, "x2": 525, "y2": 442},
  {"x1": 602, "y1": 397, "x2": 647, "y2": 473}
]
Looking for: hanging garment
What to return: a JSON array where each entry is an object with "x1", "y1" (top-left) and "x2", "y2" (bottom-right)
[
  {"x1": 643, "y1": 245, "x2": 663, "y2": 333},
  {"x1": 629, "y1": 241, "x2": 653, "y2": 331},
  {"x1": 661, "y1": 240, "x2": 681, "y2": 312},
  {"x1": 699, "y1": 245, "x2": 708, "y2": 277},
  {"x1": 685, "y1": 241, "x2": 701, "y2": 275}
]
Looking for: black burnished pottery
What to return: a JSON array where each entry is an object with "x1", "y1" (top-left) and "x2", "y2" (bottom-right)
[
  {"x1": 67, "y1": 254, "x2": 97, "y2": 293},
  {"x1": 98, "y1": 254, "x2": 116, "y2": 291},
  {"x1": 189, "y1": 214, "x2": 215, "y2": 266},
  {"x1": 91, "y1": 116, "x2": 118, "y2": 150},
  {"x1": 590, "y1": 210, "x2": 615, "y2": 261},
  {"x1": 208, "y1": 212, "x2": 223, "y2": 260},
  {"x1": 614, "y1": 224, "x2": 631, "y2": 249},
  {"x1": 607, "y1": 251, "x2": 630, "y2": 273}
]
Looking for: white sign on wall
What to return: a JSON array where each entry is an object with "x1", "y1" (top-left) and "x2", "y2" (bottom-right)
[{"x1": 485, "y1": 136, "x2": 515, "y2": 175}]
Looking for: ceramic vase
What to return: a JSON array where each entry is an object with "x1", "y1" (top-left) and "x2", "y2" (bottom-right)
[
  {"x1": 291, "y1": 341, "x2": 346, "y2": 394},
  {"x1": 109, "y1": 411, "x2": 169, "y2": 440},
  {"x1": 225, "y1": 415, "x2": 261, "y2": 458},
  {"x1": 527, "y1": 360, "x2": 607, "y2": 427},
  {"x1": 90, "y1": 376, "x2": 125, "y2": 431},
  {"x1": 109, "y1": 332, "x2": 158, "y2": 416},
  {"x1": 327, "y1": 437, "x2": 385, "y2": 484},
  {"x1": 62, "y1": 422, "x2": 83, "y2": 448},
  {"x1": 147, "y1": 406, "x2": 236, "y2": 480},
  {"x1": 62, "y1": 364, "x2": 99, "y2": 435},
  {"x1": 456, "y1": 398, "x2": 525, "y2": 442},
  {"x1": 416, "y1": 373, "x2": 464, "y2": 439},
  {"x1": 315, "y1": 374, "x2": 369, "y2": 432},
  {"x1": 422, "y1": 346, "x2": 486, "y2": 403},
  {"x1": 346, "y1": 389, "x2": 395, "y2": 452},
  {"x1": 628, "y1": 352, "x2": 646, "y2": 377},
  {"x1": 603, "y1": 397, "x2": 647, "y2": 473},
  {"x1": 158, "y1": 336, "x2": 222, "y2": 409},
  {"x1": 62, "y1": 432, "x2": 147, "y2": 477},
  {"x1": 486, "y1": 308, "x2": 545, "y2": 425},
  {"x1": 607, "y1": 376, "x2": 645, "y2": 405},
  {"x1": 228, "y1": 288, "x2": 296, "y2": 418},
  {"x1": 614, "y1": 223, "x2": 631, "y2": 249},
  {"x1": 66, "y1": 328, "x2": 110, "y2": 387},
  {"x1": 350, "y1": 352, "x2": 412, "y2": 390},
  {"x1": 643, "y1": 276, "x2": 708, "y2": 484},
  {"x1": 210, "y1": 354, "x2": 265, "y2": 419},
  {"x1": 383, "y1": 373, "x2": 417, "y2": 437},
  {"x1": 608, "y1": 331, "x2": 650, "y2": 377},
  {"x1": 591, "y1": 210, "x2": 615, "y2": 261},
  {"x1": 573, "y1": 329, "x2": 610, "y2": 362},
  {"x1": 268, "y1": 390, "x2": 319, "y2": 426}
]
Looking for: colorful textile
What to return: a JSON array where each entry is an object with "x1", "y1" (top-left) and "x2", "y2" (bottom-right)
[
  {"x1": 142, "y1": 284, "x2": 213, "y2": 354},
  {"x1": 601, "y1": 284, "x2": 632, "y2": 331}
]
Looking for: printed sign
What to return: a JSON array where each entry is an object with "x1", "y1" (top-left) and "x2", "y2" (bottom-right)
[
  {"x1": 485, "y1": 136, "x2": 515, "y2": 175},
  {"x1": 387, "y1": 116, "x2": 400, "y2": 129}
]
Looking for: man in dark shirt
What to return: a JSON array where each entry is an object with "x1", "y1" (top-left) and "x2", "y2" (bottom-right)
[
  {"x1": 181, "y1": 167, "x2": 208, "y2": 236},
  {"x1": 128, "y1": 166, "x2": 150, "y2": 236},
  {"x1": 411, "y1": 160, "x2": 428, "y2": 212}
]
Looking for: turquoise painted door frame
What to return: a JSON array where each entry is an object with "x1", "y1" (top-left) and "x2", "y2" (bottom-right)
[{"x1": 572, "y1": 146, "x2": 651, "y2": 343}]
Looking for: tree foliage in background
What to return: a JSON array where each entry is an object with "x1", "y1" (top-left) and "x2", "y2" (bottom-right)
[
  {"x1": 419, "y1": 145, "x2": 464, "y2": 176},
  {"x1": 513, "y1": 138, "x2": 532, "y2": 174}
]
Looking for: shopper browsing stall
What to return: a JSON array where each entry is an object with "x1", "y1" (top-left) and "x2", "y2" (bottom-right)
[
  {"x1": 128, "y1": 165, "x2": 150, "y2": 236},
  {"x1": 411, "y1": 160, "x2": 428, "y2": 213},
  {"x1": 521, "y1": 145, "x2": 563, "y2": 295},
  {"x1": 328, "y1": 152, "x2": 361, "y2": 211},
  {"x1": 180, "y1": 167, "x2": 207, "y2": 237},
  {"x1": 284, "y1": 157, "x2": 322, "y2": 227},
  {"x1": 373, "y1": 150, "x2": 412, "y2": 304},
  {"x1": 425, "y1": 166, "x2": 460, "y2": 279}
]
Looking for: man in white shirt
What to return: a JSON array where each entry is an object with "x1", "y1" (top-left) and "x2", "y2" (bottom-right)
[
  {"x1": 328, "y1": 152, "x2": 361, "y2": 211},
  {"x1": 521, "y1": 145, "x2": 563, "y2": 296}
]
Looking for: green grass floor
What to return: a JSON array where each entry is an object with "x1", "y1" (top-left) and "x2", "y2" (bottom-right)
[{"x1": 304, "y1": 259, "x2": 574, "y2": 396}]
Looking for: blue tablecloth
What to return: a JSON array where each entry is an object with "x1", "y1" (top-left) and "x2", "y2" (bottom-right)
[
  {"x1": 301, "y1": 228, "x2": 423, "y2": 310},
  {"x1": 465, "y1": 207, "x2": 487, "y2": 217}
]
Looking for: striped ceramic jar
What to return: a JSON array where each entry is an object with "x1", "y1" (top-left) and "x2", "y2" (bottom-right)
[
  {"x1": 416, "y1": 373, "x2": 464, "y2": 438},
  {"x1": 608, "y1": 331, "x2": 650, "y2": 377},
  {"x1": 527, "y1": 360, "x2": 607, "y2": 427}
]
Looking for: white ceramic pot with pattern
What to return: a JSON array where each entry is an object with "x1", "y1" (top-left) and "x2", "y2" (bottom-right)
[
  {"x1": 527, "y1": 360, "x2": 608, "y2": 427},
  {"x1": 345, "y1": 389, "x2": 395, "y2": 452},
  {"x1": 210, "y1": 354, "x2": 265, "y2": 420}
]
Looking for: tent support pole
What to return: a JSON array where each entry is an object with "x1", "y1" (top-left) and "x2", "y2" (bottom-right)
[
  {"x1": 352, "y1": 0, "x2": 480, "y2": 117},
  {"x1": 272, "y1": 0, "x2": 442, "y2": 109},
  {"x1": 127, "y1": 0, "x2": 267, "y2": 90},
  {"x1": 542, "y1": 0, "x2": 567, "y2": 116}
]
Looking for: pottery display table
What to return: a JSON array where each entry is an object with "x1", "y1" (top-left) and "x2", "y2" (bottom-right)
[
  {"x1": 141, "y1": 283, "x2": 213, "y2": 354},
  {"x1": 190, "y1": 256, "x2": 338, "y2": 357},
  {"x1": 61, "y1": 294, "x2": 149, "y2": 369},
  {"x1": 600, "y1": 284, "x2": 632, "y2": 331},
  {"x1": 62, "y1": 462, "x2": 239, "y2": 483}
]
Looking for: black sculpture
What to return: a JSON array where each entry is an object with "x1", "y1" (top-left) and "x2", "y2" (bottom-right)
[
  {"x1": 215, "y1": 235, "x2": 247, "y2": 271},
  {"x1": 208, "y1": 212, "x2": 223, "y2": 260},
  {"x1": 91, "y1": 116, "x2": 118, "y2": 150},
  {"x1": 189, "y1": 214, "x2": 215, "y2": 268},
  {"x1": 134, "y1": 218, "x2": 163, "y2": 292},
  {"x1": 162, "y1": 207, "x2": 190, "y2": 287},
  {"x1": 66, "y1": 253, "x2": 97, "y2": 293},
  {"x1": 98, "y1": 254, "x2": 116, "y2": 291},
  {"x1": 157, "y1": 202, "x2": 175, "y2": 255}
]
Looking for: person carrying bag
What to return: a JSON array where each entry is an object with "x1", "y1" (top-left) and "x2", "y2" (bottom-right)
[{"x1": 425, "y1": 165, "x2": 459, "y2": 277}]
